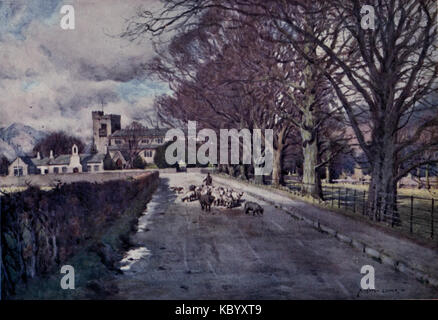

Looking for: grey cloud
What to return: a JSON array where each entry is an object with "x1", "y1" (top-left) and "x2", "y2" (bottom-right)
[
  {"x1": 39, "y1": 44, "x2": 52, "y2": 58},
  {"x1": 25, "y1": 68, "x2": 38, "y2": 77},
  {"x1": 0, "y1": 0, "x2": 164, "y2": 139},
  {"x1": 75, "y1": 57, "x2": 148, "y2": 83}
]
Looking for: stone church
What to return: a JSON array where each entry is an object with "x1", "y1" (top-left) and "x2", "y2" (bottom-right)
[{"x1": 92, "y1": 111, "x2": 168, "y2": 169}]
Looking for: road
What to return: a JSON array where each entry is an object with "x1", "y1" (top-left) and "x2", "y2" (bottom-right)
[{"x1": 109, "y1": 173, "x2": 438, "y2": 299}]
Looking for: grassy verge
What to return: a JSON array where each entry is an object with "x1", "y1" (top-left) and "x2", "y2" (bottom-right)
[{"x1": 11, "y1": 178, "x2": 158, "y2": 300}]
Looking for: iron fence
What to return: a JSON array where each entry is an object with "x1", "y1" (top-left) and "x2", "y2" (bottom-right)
[{"x1": 285, "y1": 181, "x2": 437, "y2": 241}]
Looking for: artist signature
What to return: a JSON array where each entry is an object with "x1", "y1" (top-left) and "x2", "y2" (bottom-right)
[{"x1": 357, "y1": 288, "x2": 406, "y2": 297}]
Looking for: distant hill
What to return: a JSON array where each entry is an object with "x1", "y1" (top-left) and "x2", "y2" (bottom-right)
[{"x1": 0, "y1": 123, "x2": 47, "y2": 160}]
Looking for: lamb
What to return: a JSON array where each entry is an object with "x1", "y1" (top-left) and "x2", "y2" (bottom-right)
[
  {"x1": 211, "y1": 189, "x2": 222, "y2": 206},
  {"x1": 170, "y1": 186, "x2": 184, "y2": 194},
  {"x1": 231, "y1": 191, "x2": 243, "y2": 201},
  {"x1": 223, "y1": 193, "x2": 234, "y2": 208},
  {"x1": 182, "y1": 191, "x2": 197, "y2": 202},
  {"x1": 244, "y1": 201, "x2": 264, "y2": 216},
  {"x1": 231, "y1": 191, "x2": 244, "y2": 204}
]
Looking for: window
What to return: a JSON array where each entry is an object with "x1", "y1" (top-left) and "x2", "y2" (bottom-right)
[
  {"x1": 144, "y1": 150, "x2": 153, "y2": 158},
  {"x1": 141, "y1": 139, "x2": 150, "y2": 144},
  {"x1": 54, "y1": 167, "x2": 59, "y2": 174},
  {"x1": 44, "y1": 169, "x2": 48, "y2": 174},
  {"x1": 14, "y1": 166, "x2": 23, "y2": 176},
  {"x1": 115, "y1": 139, "x2": 123, "y2": 145},
  {"x1": 156, "y1": 138, "x2": 163, "y2": 144},
  {"x1": 37, "y1": 169, "x2": 41, "y2": 174},
  {"x1": 87, "y1": 165, "x2": 92, "y2": 172},
  {"x1": 94, "y1": 165, "x2": 99, "y2": 172},
  {"x1": 99, "y1": 123, "x2": 107, "y2": 137},
  {"x1": 62, "y1": 167, "x2": 67, "y2": 173}
]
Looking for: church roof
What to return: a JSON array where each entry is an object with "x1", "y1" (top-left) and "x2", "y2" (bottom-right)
[
  {"x1": 110, "y1": 128, "x2": 168, "y2": 138},
  {"x1": 107, "y1": 145, "x2": 161, "y2": 151}
]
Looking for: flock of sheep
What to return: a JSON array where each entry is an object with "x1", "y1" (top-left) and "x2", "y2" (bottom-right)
[{"x1": 170, "y1": 183, "x2": 264, "y2": 215}]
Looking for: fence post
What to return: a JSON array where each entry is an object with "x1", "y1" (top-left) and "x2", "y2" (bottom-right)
[
  {"x1": 431, "y1": 198, "x2": 434, "y2": 239},
  {"x1": 410, "y1": 195, "x2": 414, "y2": 234},
  {"x1": 331, "y1": 186, "x2": 334, "y2": 207},
  {"x1": 345, "y1": 188, "x2": 349, "y2": 210},
  {"x1": 353, "y1": 189, "x2": 356, "y2": 213},
  {"x1": 362, "y1": 190, "x2": 366, "y2": 216},
  {"x1": 338, "y1": 188, "x2": 341, "y2": 208}
]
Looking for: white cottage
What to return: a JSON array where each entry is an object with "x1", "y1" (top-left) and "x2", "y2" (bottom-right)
[{"x1": 8, "y1": 144, "x2": 105, "y2": 176}]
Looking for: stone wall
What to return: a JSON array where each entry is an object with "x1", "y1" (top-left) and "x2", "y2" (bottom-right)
[{"x1": 1, "y1": 171, "x2": 159, "y2": 298}]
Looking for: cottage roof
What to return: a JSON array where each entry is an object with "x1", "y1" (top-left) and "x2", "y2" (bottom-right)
[
  {"x1": 49, "y1": 154, "x2": 71, "y2": 165},
  {"x1": 12, "y1": 156, "x2": 36, "y2": 168},
  {"x1": 81, "y1": 153, "x2": 105, "y2": 164},
  {"x1": 31, "y1": 157, "x2": 50, "y2": 166},
  {"x1": 27, "y1": 153, "x2": 105, "y2": 167}
]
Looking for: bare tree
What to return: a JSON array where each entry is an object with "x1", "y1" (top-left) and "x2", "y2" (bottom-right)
[
  {"x1": 124, "y1": 121, "x2": 147, "y2": 168},
  {"x1": 122, "y1": 0, "x2": 437, "y2": 212},
  {"x1": 274, "y1": 0, "x2": 438, "y2": 222}
]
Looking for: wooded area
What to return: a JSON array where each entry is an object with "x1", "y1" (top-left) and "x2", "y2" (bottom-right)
[{"x1": 121, "y1": 0, "x2": 438, "y2": 225}]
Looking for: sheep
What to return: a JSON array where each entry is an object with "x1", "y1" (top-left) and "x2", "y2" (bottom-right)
[
  {"x1": 244, "y1": 201, "x2": 264, "y2": 216},
  {"x1": 199, "y1": 194, "x2": 215, "y2": 212},
  {"x1": 170, "y1": 186, "x2": 184, "y2": 194},
  {"x1": 211, "y1": 189, "x2": 222, "y2": 206},
  {"x1": 185, "y1": 181, "x2": 246, "y2": 210},
  {"x1": 182, "y1": 191, "x2": 197, "y2": 202}
]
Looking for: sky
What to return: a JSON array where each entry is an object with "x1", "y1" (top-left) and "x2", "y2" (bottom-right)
[{"x1": 0, "y1": 0, "x2": 168, "y2": 141}]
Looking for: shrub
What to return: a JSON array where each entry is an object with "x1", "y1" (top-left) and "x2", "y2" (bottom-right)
[
  {"x1": 153, "y1": 141, "x2": 175, "y2": 169},
  {"x1": 103, "y1": 155, "x2": 116, "y2": 170},
  {"x1": 133, "y1": 155, "x2": 147, "y2": 169}
]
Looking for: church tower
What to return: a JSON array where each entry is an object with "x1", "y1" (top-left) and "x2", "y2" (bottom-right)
[{"x1": 92, "y1": 111, "x2": 121, "y2": 154}]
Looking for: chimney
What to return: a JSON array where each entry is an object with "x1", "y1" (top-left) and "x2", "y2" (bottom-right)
[
  {"x1": 49, "y1": 150, "x2": 54, "y2": 159},
  {"x1": 36, "y1": 152, "x2": 41, "y2": 160}
]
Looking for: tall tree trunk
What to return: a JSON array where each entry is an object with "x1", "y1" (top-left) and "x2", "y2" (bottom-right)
[
  {"x1": 301, "y1": 134, "x2": 323, "y2": 199},
  {"x1": 297, "y1": 42, "x2": 323, "y2": 200},
  {"x1": 367, "y1": 135, "x2": 400, "y2": 226},
  {"x1": 238, "y1": 164, "x2": 248, "y2": 180},
  {"x1": 272, "y1": 126, "x2": 286, "y2": 187},
  {"x1": 254, "y1": 163, "x2": 265, "y2": 184},
  {"x1": 272, "y1": 149, "x2": 283, "y2": 186},
  {"x1": 226, "y1": 164, "x2": 234, "y2": 177},
  {"x1": 325, "y1": 165, "x2": 330, "y2": 183}
]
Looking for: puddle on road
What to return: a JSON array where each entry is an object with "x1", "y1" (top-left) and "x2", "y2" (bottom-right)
[
  {"x1": 120, "y1": 247, "x2": 151, "y2": 271},
  {"x1": 119, "y1": 180, "x2": 175, "y2": 273}
]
